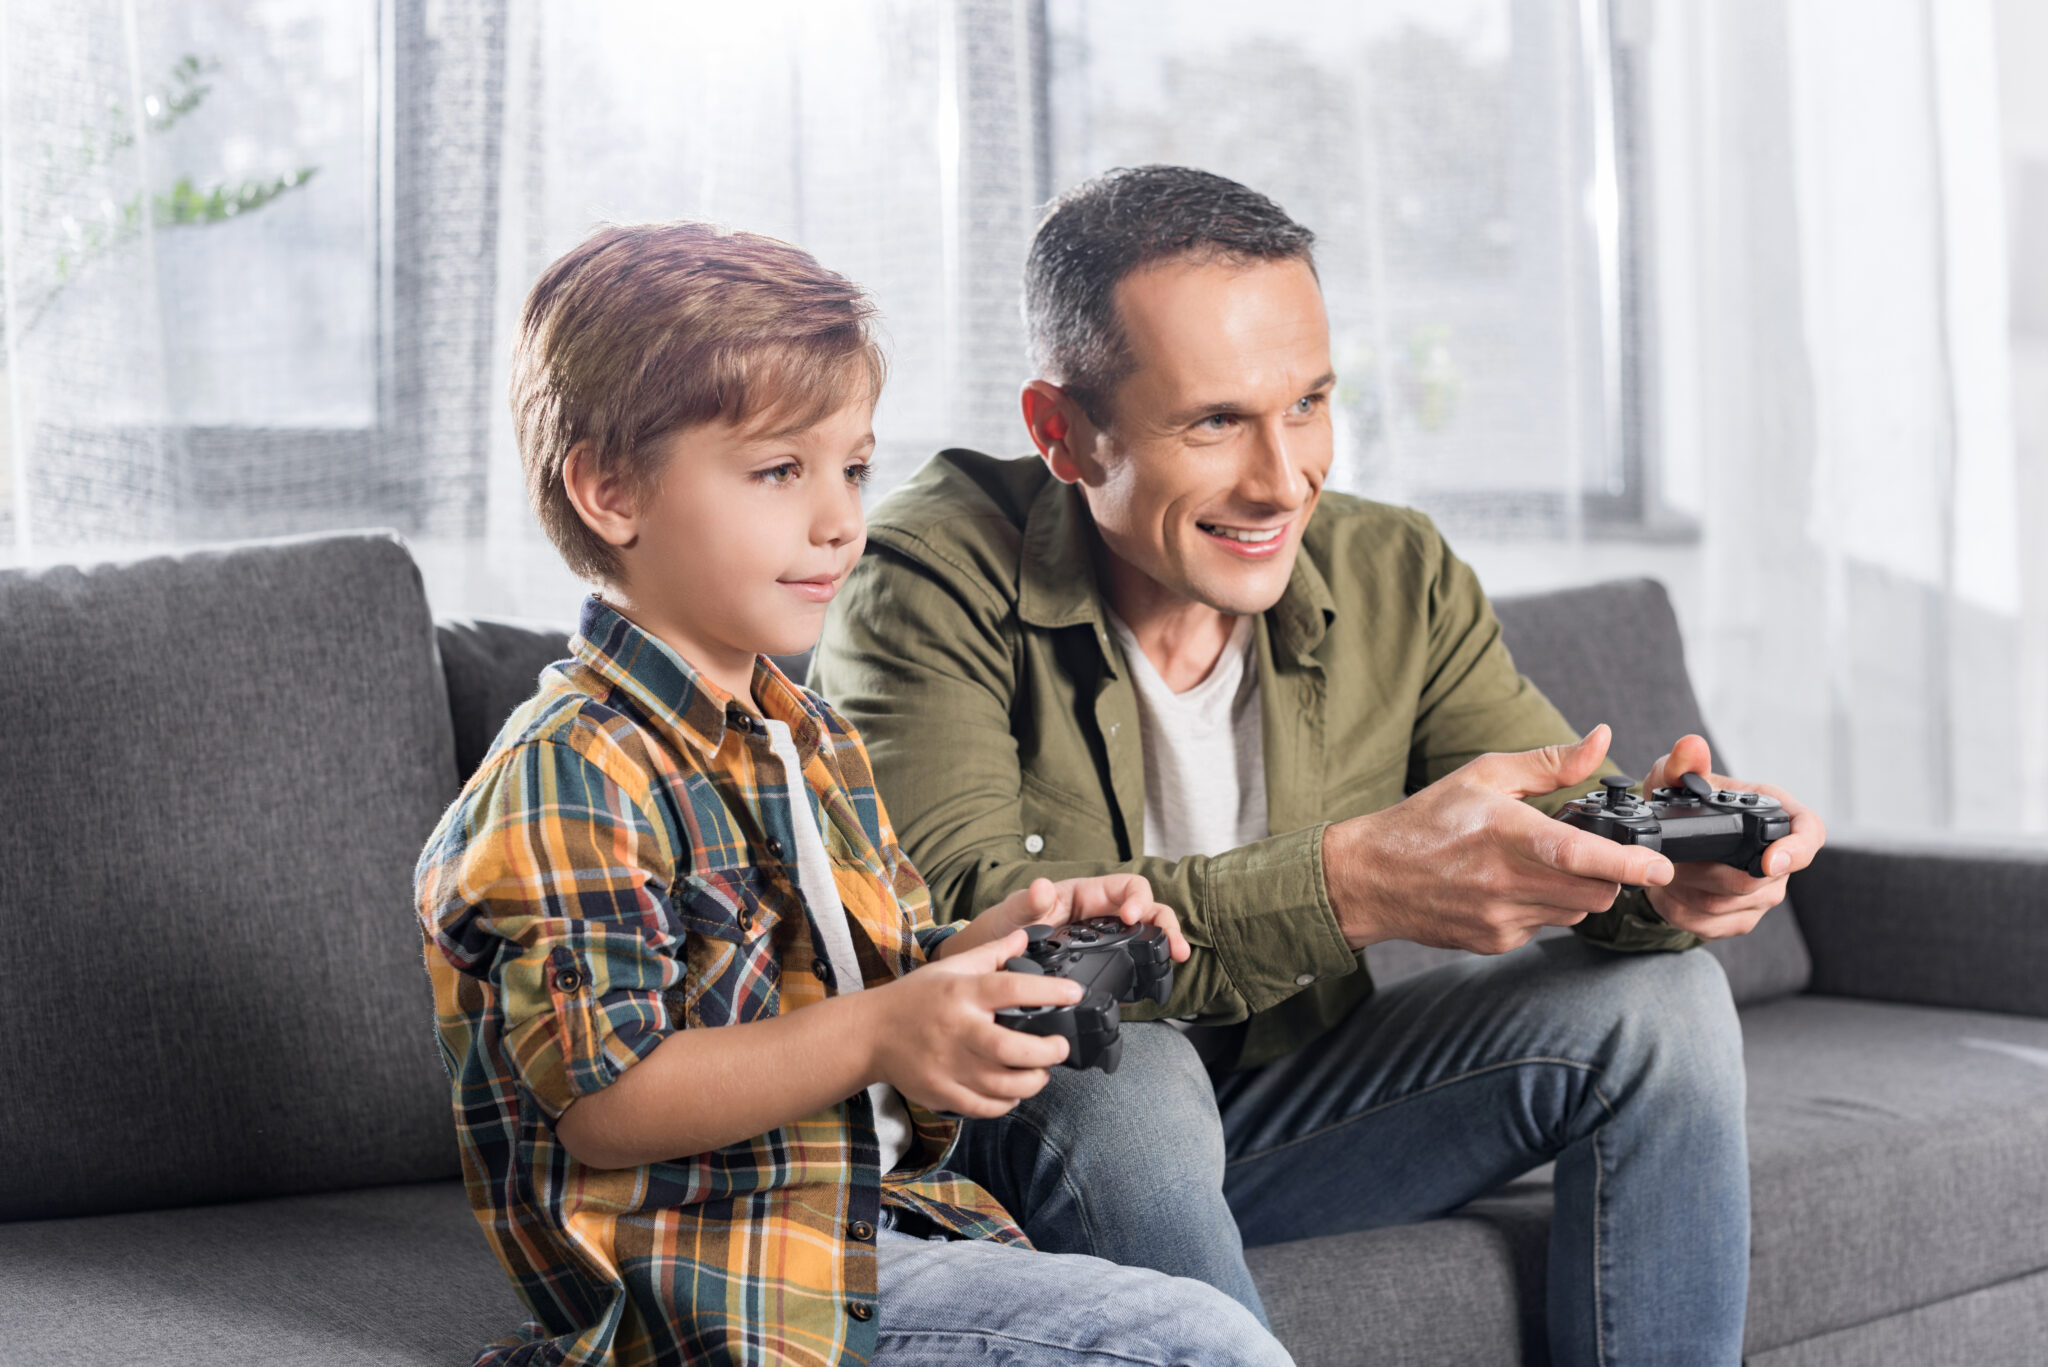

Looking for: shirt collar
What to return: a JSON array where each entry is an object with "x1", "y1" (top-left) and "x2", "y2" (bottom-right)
[
  {"x1": 1016, "y1": 476, "x2": 1336, "y2": 665},
  {"x1": 570, "y1": 596, "x2": 823, "y2": 760}
]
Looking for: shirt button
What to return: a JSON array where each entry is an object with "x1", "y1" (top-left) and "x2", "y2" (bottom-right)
[
  {"x1": 767, "y1": 837, "x2": 786, "y2": 859},
  {"x1": 737, "y1": 908, "x2": 753, "y2": 929},
  {"x1": 1023, "y1": 834, "x2": 1045, "y2": 855},
  {"x1": 811, "y1": 957, "x2": 832, "y2": 982},
  {"x1": 847, "y1": 1301, "x2": 873, "y2": 1322},
  {"x1": 1294, "y1": 973, "x2": 1315, "y2": 987},
  {"x1": 847, "y1": 1219, "x2": 875, "y2": 1241}
]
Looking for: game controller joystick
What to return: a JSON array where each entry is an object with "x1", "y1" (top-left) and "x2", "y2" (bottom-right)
[
  {"x1": 1557, "y1": 771, "x2": 1792, "y2": 878},
  {"x1": 994, "y1": 918, "x2": 1174, "y2": 1073}
]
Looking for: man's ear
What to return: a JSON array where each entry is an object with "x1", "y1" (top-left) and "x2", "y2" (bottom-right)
[
  {"x1": 561, "y1": 441, "x2": 641, "y2": 549},
  {"x1": 1020, "y1": 381, "x2": 1090, "y2": 485}
]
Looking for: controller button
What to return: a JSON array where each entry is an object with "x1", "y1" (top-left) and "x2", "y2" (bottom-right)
[
  {"x1": 1023, "y1": 833, "x2": 1045, "y2": 854},
  {"x1": 1740, "y1": 793, "x2": 1759, "y2": 805},
  {"x1": 1681, "y1": 772, "x2": 1715, "y2": 800},
  {"x1": 1295, "y1": 972, "x2": 1316, "y2": 987},
  {"x1": 1071, "y1": 930, "x2": 1098, "y2": 943},
  {"x1": 1004, "y1": 956, "x2": 1044, "y2": 975},
  {"x1": 1025, "y1": 924, "x2": 1056, "y2": 946}
]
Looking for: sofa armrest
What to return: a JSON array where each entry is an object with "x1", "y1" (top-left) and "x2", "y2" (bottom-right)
[{"x1": 1791, "y1": 838, "x2": 2048, "y2": 1018}]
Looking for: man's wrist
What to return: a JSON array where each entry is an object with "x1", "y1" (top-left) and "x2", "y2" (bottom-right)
[{"x1": 1321, "y1": 815, "x2": 1389, "y2": 949}]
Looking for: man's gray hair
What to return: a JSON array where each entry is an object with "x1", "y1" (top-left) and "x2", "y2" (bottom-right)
[{"x1": 1022, "y1": 165, "x2": 1317, "y2": 424}]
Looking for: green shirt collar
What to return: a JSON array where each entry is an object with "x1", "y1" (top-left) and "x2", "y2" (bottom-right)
[{"x1": 1017, "y1": 475, "x2": 1336, "y2": 663}]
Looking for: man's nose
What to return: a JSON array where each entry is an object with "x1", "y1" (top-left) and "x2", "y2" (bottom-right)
[{"x1": 1241, "y1": 417, "x2": 1312, "y2": 509}]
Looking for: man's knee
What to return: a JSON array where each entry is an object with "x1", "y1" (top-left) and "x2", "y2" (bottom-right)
[
  {"x1": 1584, "y1": 944, "x2": 1745, "y2": 1111},
  {"x1": 1021, "y1": 1023, "x2": 1227, "y2": 1192}
]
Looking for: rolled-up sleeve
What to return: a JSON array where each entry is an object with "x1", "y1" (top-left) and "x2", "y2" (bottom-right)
[{"x1": 423, "y1": 734, "x2": 683, "y2": 1118}]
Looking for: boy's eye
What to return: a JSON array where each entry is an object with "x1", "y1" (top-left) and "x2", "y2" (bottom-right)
[
  {"x1": 756, "y1": 461, "x2": 800, "y2": 485},
  {"x1": 845, "y1": 460, "x2": 875, "y2": 486}
]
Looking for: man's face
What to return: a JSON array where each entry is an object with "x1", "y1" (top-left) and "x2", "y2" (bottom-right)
[
  {"x1": 1054, "y1": 256, "x2": 1334, "y2": 618},
  {"x1": 609, "y1": 400, "x2": 873, "y2": 689}
]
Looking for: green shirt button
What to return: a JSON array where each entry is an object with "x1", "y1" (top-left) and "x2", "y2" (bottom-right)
[{"x1": 1024, "y1": 834, "x2": 1045, "y2": 855}]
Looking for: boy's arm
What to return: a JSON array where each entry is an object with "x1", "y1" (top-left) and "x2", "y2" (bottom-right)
[
  {"x1": 421, "y1": 727, "x2": 1080, "y2": 1172},
  {"x1": 557, "y1": 931, "x2": 1073, "y2": 1170}
]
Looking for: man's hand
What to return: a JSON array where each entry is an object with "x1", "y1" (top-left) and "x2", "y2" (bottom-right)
[
  {"x1": 1640, "y1": 734, "x2": 1826, "y2": 940},
  {"x1": 1322, "y1": 724, "x2": 1676, "y2": 954},
  {"x1": 941, "y1": 874, "x2": 1192, "y2": 965},
  {"x1": 868, "y1": 930, "x2": 1083, "y2": 1118}
]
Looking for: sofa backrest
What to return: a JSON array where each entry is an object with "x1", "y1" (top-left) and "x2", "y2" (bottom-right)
[{"x1": 0, "y1": 534, "x2": 464, "y2": 1221}]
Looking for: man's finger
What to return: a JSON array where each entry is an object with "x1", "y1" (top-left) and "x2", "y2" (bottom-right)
[
  {"x1": 1464, "y1": 724, "x2": 1612, "y2": 800},
  {"x1": 1646, "y1": 734, "x2": 1715, "y2": 794},
  {"x1": 1524, "y1": 811, "x2": 1675, "y2": 886}
]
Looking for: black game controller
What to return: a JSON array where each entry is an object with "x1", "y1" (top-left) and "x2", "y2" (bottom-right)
[
  {"x1": 994, "y1": 918, "x2": 1174, "y2": 1073},
  {"x1": 1558, "y1": 772, "x2": 1792, "y2": 878}
]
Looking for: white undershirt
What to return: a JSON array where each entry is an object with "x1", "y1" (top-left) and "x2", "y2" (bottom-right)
[
  {"x1": 761, "y1": 719, "x2": 913, "y2": 1172},
  {"x1": 1103, "y1": 609, "x2": 1270, "y2": 860}
]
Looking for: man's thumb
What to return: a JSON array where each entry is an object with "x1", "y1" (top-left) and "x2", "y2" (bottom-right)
[{"x1": 1471, "y1": 724, "x2": 1612, "y2": 799}]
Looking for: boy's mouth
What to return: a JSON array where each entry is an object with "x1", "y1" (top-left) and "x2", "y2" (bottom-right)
[{"x1": 778, "y1": 572, "x2": 844, "y2": 603}]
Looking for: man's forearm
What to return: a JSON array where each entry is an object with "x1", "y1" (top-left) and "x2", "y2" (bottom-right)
[
  {"x1": 922, "y1": 827, "x2": 1359, "y2": 1025},
  {"x1": 555, "y1": 992, "x2": 883, "y2": 1170}
]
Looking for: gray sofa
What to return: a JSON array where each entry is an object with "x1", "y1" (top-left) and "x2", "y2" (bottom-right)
[{"x1": 4, "y1": 531, "x2": 2045, "y2": 1366}]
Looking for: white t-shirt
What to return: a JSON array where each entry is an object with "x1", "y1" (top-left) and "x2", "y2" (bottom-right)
[
  {"x1": 761, "y1": 719, "x2": 913, "y2": 1172},
  {"x1": 1103, "y1": 610, "x2": 1270, "y2": 860}
]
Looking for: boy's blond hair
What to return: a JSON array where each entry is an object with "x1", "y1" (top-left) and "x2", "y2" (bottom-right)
[{"x1": 510, "y1": 221, "x2": 885, "y2": 583}]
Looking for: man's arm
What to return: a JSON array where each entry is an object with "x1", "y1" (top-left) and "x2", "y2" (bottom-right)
[{"x1": 811, "y1": 544, "x2": 1356, "y2": 1025}]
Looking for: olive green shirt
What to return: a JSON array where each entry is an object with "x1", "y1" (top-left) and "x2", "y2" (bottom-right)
[{"x1": 812, "y1": 451, "x2": 1695, "y2": 1070}]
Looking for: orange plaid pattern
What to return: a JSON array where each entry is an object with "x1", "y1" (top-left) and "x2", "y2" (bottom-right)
[{"x1": 416, "y1": 597, "x2": 1025, "y2": 1367}]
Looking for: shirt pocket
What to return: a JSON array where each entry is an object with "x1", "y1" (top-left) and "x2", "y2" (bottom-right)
[{"x1": 673, "y1": 865, "x2": 785, "y2": 1027}]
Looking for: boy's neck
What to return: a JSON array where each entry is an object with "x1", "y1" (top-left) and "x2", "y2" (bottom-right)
[{"x1": 601, "y1": 592, "x2": 762, "y2": 715}]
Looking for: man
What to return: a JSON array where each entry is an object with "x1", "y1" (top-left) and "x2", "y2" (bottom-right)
[{"x1": 811, "y1": 166, "x2": 1824, "y2": 1366}]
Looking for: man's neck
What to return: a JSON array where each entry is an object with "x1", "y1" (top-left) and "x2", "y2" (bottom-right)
[{"x1": 1100, "y1": 552, "x2": 1242, "y2": 694}]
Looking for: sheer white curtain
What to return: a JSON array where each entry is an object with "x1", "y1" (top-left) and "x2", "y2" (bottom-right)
[
  {"x1": 5, "y1": 0, "x2": 2045, "y2": 833},
  {"x1": 1642, "y1": 0, "x2": 2042, "y2": 834}
]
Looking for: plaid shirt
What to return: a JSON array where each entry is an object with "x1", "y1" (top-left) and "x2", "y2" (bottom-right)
[{"x1": 416, "y1": 597, "x2": 1025, "y2": 1367}]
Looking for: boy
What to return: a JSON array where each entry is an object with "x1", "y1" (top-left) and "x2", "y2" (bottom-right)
[{"x1": 414, "y1": 221, "x2": 1294, "y2": 1367}]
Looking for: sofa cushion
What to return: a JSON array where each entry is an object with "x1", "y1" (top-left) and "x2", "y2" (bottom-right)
[
  {"x1": 1739, "y1": 996, "x2": 2048, "y2": 1353},
  {"x1": 0, "y1": 1181, "x2": 519, "y2": 1366},
  {"x1": 436, "y1": 618, "x2": 572, "y2": 783},
  {"x1": 0, "y1": 534, "x2": 463, "y2": 1220},
  {"x1": 1248, "y1": 994, "x2": 2048, "y2": 1364}
]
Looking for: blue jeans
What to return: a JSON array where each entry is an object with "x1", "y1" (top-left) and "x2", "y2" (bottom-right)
[
  {"x1": 876, "y1": 1213, "x2": 1294, "y2": 1364},
  {"x1": 954, "y1": 937, "x2": 1751, "y2": 1367}
]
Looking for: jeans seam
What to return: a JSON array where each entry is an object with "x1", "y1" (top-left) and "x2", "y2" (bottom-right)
[
  {"x1": 1003, "y1": 1107, "x2": 1104, "y2": 1257},
  {"x1": 874, "y1": 1326, "x2": 1182, "y2": 1366},
  {"x1": 1223, "y1": 1055, "x2": 1619, "y2": 1167}
]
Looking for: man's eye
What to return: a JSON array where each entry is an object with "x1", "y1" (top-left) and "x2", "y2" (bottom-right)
[
  {"x1": 1292, "y1": 394, "x2": 1323, "y2": 416},
  {"x1": 846, "y1": 460, "x2": 875, "y2": 486},
  {"x1": 1199, "y1": 413, "x2": 1235, "y2": 432}
]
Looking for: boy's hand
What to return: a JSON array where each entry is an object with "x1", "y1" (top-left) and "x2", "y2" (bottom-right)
[
  {"x1": 940, "y1": 874, "x2": 1193, "y2": 964},
  {"x1": 868, "y1": 930, "x2": 1084, "y2": 1118}
]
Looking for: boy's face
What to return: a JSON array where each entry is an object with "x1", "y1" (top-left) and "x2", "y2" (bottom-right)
[{"x1": 578, "y1": 400, "x2": 874, "y2": 700}]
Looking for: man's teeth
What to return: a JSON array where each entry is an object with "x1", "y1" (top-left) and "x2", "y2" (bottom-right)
[{"x1": 1201, "y1": 524, "x2": 1282, "y2": 544}]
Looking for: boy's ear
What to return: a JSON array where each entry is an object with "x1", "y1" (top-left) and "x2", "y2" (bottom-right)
[
  {"x1": 562, "y1": 441, "x2": 641, "y2": 549},
  {"x1": 1021, "y1": 381, "x2": 1089, "y2": 486}
]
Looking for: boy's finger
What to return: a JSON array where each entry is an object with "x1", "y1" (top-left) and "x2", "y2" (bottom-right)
[
  {"x1": 979, "y1": 970, "x2": 1086, "y2": 1011},
  {"x1": 1153, "y1": 905, "x2": 1191, "y2": 961},
  {"x1": 974, "y1": 1024, "x2": 1070, "y2": 1070}
]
